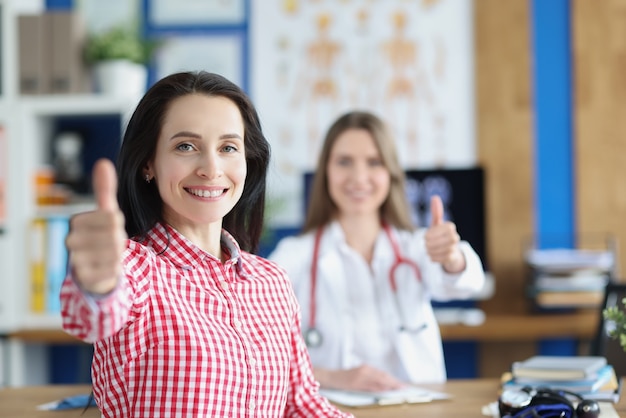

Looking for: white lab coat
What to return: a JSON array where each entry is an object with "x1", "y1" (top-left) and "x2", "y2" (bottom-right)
[{"x1": 268, "y1": 221, "x2": 485, "y2": 384}]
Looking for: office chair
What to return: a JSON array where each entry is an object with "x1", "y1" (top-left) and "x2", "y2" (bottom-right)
[{"x1": 590, "y1": 282, "x2": 626, "y2": 378}]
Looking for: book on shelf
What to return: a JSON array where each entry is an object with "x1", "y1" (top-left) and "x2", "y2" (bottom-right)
[
  {"x1": 45, "y1": 216, "x2": 69, "y2": 314},
  {"x1": 525, "y1": 248, "x2": 615, "y2": 272},
  {"x1": 29, "y1": 217, "x2": 47, "y2": 313},
  {"x1": 29, "y1": 216, "x2": 71, "y2": 314},
  {"x1": 512, "y1": 356, "x2": 607, "y2": 381},
  {"x1": 533, "y1": 289, "x2": 604, "y2": 308},
  {"x1": 533, "y1": 270, "x2": 609, "y2": 292},
  {"x1": 585, "y1": 374, "x2": 622, "y2": 403},
  {"x1": 319, "y1": 385, "x2": 451, "y2": 408}
]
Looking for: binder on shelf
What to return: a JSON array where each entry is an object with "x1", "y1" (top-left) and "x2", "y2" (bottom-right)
[
  {"x1": 47, "y1": 11, "x2": 90, "y2": 94},
  {"x1": 29, "y1": 218, "x2": 47, "y2": 313},
  {"x1": 45, "y1": 216, "x2": 69, "y2": 314},
  {"x1": 18, "y1": 14, "x2": 50, "y2": 94}
]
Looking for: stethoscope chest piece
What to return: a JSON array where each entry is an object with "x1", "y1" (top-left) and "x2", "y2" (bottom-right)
[{"x1": 304, "y1": 328, "x2": 323, "y2": 348}]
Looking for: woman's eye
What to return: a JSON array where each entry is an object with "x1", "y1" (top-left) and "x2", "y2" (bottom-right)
[
  {"x1": 369, "y1": 158, "x2": 384, "y2": 167},
  {"x1": 176, "y1": 143, "x2": 194, "y2": 152},
  {"x1": 222, "y1": 144, "x2": 238, "y2": 153}
]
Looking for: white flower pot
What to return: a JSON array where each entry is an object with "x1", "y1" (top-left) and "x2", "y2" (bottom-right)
[{"x1": 93, "y1": 59, "x2": 147, "y2": 99}]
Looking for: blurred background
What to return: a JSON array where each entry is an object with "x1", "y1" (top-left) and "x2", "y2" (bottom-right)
[{"x1": 1, "y1": 0, "x2": 625, "y2": 387}]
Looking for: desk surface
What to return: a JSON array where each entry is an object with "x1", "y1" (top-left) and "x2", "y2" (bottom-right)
[{"x1": 2, "y1": 379, "x2": 624, "y2": 417}]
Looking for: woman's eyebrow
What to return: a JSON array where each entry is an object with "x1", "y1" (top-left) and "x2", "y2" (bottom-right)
[
  {"x1": 169, "y1": 131, "x2": 243, "y2": 141},
  {"x1": 170, "y1": 131, "x2": 201, "y2": 140},
  {"x1": 220, "y1": 133, "x2": 244, "y2": 140}
]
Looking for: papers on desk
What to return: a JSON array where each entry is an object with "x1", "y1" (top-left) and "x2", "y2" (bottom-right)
[
  {"x1": 37, "y1": 393, "x2": 97, "y2": 410},
  {"x1": 596, "y1": 402, "x2": 622, "y2": 418},
  {"x1": 319, "y1": 385, "x2": 451, "y2": 408}
]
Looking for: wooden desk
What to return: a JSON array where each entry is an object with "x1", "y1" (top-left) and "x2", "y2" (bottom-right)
[
  {"x1": 2, "y1": 379, "x2": 624, "y2": 417},
  {"x1": 340, "y1": 379, "x2": 625, "y2": 417},
  {"x1": 2, "y1": 384, "x2": 98, "y2": 417}
]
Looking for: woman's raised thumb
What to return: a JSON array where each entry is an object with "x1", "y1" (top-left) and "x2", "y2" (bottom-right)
[{"x1": 92, "y1": 158, "x2": 119, "y2": 211}]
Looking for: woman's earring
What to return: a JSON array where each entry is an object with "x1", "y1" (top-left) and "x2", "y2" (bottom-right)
[{"x1": 145, "y1": 174, "x2": 151, "y2": 183}]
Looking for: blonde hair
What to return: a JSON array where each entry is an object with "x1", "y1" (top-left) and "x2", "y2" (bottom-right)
[{"x1": 302, "y1": 111, "x2": 414, "y2": 233}]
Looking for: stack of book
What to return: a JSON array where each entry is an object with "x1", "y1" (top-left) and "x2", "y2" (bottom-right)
[
  {"x1": 501, "y1": 355, "x2": 622, "y2": 403},
  {"x1": 525, "y1": 248, "x2": 614, "y2": 311}
]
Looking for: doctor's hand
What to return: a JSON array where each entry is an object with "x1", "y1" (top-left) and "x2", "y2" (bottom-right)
[
  {"x1": 65, "y1": 158, "x2": 127, "y2": 295},
  {"x1": 425, "y1": 195, "x2": 466, "y2": 273},
  {"x1": 315, "y1": 364, "x2": 405, "y2": 392}
]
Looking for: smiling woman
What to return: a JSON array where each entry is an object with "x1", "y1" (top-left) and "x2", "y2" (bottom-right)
[
  {"x1": 145, "y1": 94, "x2": 247, "y2": 247},
  {"x1": 269, "y1": 110, "x2": 486, "y2": 392},
  {"x1": 58, "y1": 71, "x2": 352, "y2": 418}
]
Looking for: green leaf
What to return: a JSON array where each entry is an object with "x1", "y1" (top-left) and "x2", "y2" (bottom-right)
[{"x1": 84, "y1": 25, "x2": 160, "y2": 65}]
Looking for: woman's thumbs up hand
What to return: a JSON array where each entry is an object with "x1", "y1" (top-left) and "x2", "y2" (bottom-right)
[
  {"x1": 66, "y1": 158, "x2": 127, "y2": 294},
  {"x1": 424, "y1": 195, "x2": 466, "y2": 273}
]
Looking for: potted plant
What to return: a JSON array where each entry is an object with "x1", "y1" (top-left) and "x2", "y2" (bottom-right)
[
  {"x1": 84, "y1": 24, "x2": 158, "y2": 98},
  {"x1": 603, "y1": 297, "x2": 626, "y2": 351}
]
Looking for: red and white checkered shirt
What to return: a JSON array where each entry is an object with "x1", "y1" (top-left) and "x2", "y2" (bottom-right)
[{"x1": 61, "y1": 222, "x2": 351, "y2": 417}]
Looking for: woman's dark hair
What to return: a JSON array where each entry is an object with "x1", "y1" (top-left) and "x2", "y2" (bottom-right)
[{"x1": 116, "y1": 71, "x2": 270, "y2": 253}]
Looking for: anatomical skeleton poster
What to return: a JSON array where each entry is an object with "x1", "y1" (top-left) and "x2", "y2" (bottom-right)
[{"x1": 251, "y1": 0, "x2": 475, "y2": 226}]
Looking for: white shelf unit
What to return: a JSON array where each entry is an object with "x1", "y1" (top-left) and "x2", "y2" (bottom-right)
[
  {"x1": 5, "y1": 96, "x2": 135, "y2": 329},
  {"x1": 2, "y1": 96, "x2": 135, "y2": 386},
  {"x1": 0, "y1": 0, "x2": 140, "y2": 387}
]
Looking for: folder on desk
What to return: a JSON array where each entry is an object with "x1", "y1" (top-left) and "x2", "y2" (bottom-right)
[{"x1": 319, "y1": 385, "x2": 451, "y2": 408}]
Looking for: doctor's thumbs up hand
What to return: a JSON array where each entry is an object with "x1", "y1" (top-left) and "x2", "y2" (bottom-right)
[
  {"x1": 66, "y1": 158, "x2": 127, "y2": 295},
  {"x1": 424, "y1": 195, "x2": 466, "y2": 273}
]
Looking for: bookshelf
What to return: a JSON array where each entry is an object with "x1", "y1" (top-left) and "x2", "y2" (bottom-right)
[
  {"x1": 3, "y1": 98, "x2": 134, "y2": 386},
  {"x1": 0, "y1": 0, "x2": 137, "y2": 386}
]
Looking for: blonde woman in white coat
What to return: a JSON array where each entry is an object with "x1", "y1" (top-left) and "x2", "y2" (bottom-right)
[{"x1": 269, "y1": 111, "x2": 485, "y2": 393}]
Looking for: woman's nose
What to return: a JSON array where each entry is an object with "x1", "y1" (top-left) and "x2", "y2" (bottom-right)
[
  {"x1": 349, "y1": 163, "x2": 370, "y2": 182},
  {"x1": 196, "y1": 152, "x2": 223, "y2": 179}
]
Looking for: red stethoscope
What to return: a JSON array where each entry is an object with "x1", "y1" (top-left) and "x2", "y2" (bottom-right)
[{"x1": 304, "y1": 223, "x2": 427, "y2": 348}]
